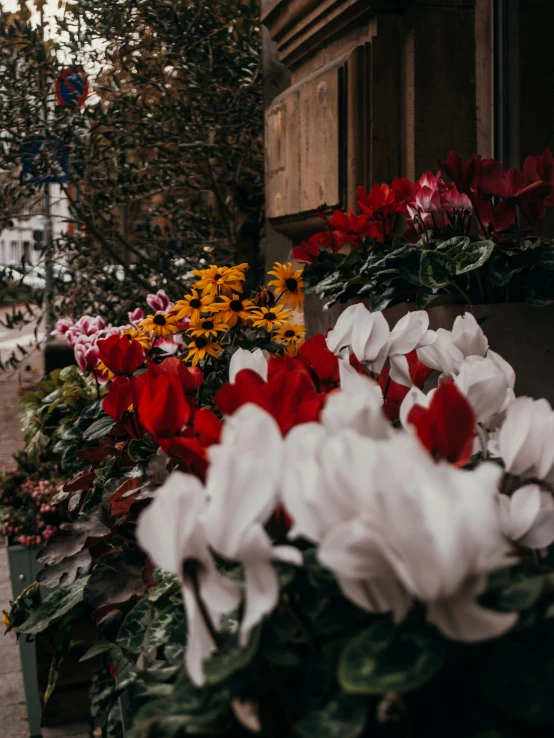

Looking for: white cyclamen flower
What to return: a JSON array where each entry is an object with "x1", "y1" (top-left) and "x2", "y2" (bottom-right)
[
  {"x1": 228, "y1": 348, "x2": 268, "y2": 383},
  {"x1": 316, "y1": 433, "x2": 517, "y2": 642},
  {"x1": 450, "y1": 313, "x2": 488, "y2": 359},
  {"x1": 384, "y1": 311, "x2": 435, "y2": 386},
  {"x1": 326, "y1": 305, "x2": 434, "y2": 386},
  {"x1": 498, "y1": 484, "x2": 554, "y2": 550},
  {"x1": 204, "y1": 404, "x2": 302, "y2": 644},
  {"x1": 326, "y1": 304, "x2": 390, "y2": 364},
  {"x1": 417, "y1": 327, "x2": 465, "y2": 376},
  {"x1": 282, "y1": 424, "x2": 382, "y2": 543},
  {"x1": 495, "y1": 397, "x2": 554, "y2": 484},
  {"x1": 136, "y1": 472, "x2": 240, "y2": 686},
  {"x1": 322, "y1": 368, "x2": 390, "y2": 439},
  {"x1": 455, "y1": 355, "x2": 514, "y2": 429}
]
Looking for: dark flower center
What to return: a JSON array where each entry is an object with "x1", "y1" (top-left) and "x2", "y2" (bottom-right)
[
  {"x1": 189, "y1": 298, "x2": 202, "y2": 309},
  {"x1": 285, "y1": 277, "x2": 298, "y2": 292},
  {"x1": 124, "y1": 333, "x2": 132, "y2": 341},
  {"x1": 195, "y1": 337, "x2": 208, "y2": 348},
  {"x1": 153, "y1": 314, "x2": 167, "y2": 326},
  {"x1": 284, "y1": 329, "x2": 296, "y2": 338},
  {"x1": 264, "y1": 312, "x2": 276, "y2": 321},
  {"x1": 202, "y1": 320, "x2": 214, "y2": 330},
  {"x1": 230, "y1": 299, "x2": 243, "y2": 311}
]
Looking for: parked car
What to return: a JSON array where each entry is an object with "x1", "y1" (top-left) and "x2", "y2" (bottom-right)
[{"x1": 22, "y1": 267, "x2": 46, "y2": 290}]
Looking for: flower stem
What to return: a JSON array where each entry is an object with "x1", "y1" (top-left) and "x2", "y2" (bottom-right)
[
  {"x1": 449, "y1": 280, "x2": 472, "y2": 305},
  {"x1": 183, "y1": 559, "x2": 222, "y2": 649}
]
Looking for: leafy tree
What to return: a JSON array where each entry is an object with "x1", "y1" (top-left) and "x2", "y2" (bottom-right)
[{"x1": 0, "y1": 0, "x2": 263, "y2": 341}]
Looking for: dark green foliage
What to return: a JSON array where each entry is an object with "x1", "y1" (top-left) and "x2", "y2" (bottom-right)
[{"x1": 304, "y1": 232, "x2": 554, "y2": 312}]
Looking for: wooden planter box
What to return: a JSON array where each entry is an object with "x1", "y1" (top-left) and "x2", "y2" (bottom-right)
[
  {"x1": 305, "y1": 294, "x2": 554, "y2": 404},
  {"x1": 7, "y1": 542, "x2": 44, "y2": 737},
  {"x1": 7, "y1": 541, "x2": 97, "y2": 734}
]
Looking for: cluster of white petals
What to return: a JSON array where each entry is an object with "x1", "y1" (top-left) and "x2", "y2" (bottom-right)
[
  {"x1": 326, "y1": 306, "x2": 434, "y2": 385},
  {"x1": 137, "y1": 304, "x2": 554, "y2": 685},
  {"x1": 137, "y1": 405, "x2": 301, "y2": 685}
]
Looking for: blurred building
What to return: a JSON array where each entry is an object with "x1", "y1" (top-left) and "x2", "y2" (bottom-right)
[
  {"x1": 262, "y1": 0, "x2": 552, "y2": 261},
  {"x1": 0, "y1": 184, "x2": 72, "y2": 267}
]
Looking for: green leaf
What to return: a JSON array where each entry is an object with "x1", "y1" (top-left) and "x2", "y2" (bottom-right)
[
  {"x1": 164, "y1": 619, "x2": 187, "y2": 665},
  {"x1": 419, "y1": 250, "x2": 456, "y2": 289},
  {"x1": 436, "y1": 236, "x2": 470, "y2": 253},
  {"x1": 42, "y1": 657, "x2": 61, "y2": 716},
  {"x1": 485, "y1": 250, "x2": 524, "y2": 287},
  {"x1": 80, "y1": 640, "x2": 114, "y2": 662},
  {"x1": 338, "y1": 618, "x2": 446, "y2": 695},
  {"x1": 17, "y1": 576, "x2": 90, "y2": 635},
  {"x1": 203, "y1": 626, "x2": 261, "y2": 684},
  {"x1": 295, "y1": 694, "x2": 368, "y2": 738},
  {"x1": 117, "y1": 597, "x2": 153, "y2": 654},
  {"x1": 497, "y1": 571, "x2": 554, "y2": 612},
  {"x1": 145, "y1": 605, "x2": 184, "y2": 652},
  {"x1": 128, "y1": 439, "x2": 154, "y2": 463},
  {"x1": 453, "y1": 240, "x2": 494, "y2": 275},
  {"x1": 82, "y1": 415, "x2": 116, "y2": 441},
  {"x1": 479, "y1": 633, "x2": 554, "y2": 726},
  {"x1": 148, "y1": 569, "x2": 180, "y2": 603}
]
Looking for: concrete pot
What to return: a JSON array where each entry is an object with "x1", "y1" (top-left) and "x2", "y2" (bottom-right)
[{"x1": 305, "y1": 294, "x2": 554, "y2": 404}]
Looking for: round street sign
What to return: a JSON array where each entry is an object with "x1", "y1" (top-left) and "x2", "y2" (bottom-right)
[{"x1": 55, "y1": 68, "x2": 89, "y2": 108}]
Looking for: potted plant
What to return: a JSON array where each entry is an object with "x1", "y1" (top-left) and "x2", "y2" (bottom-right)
[
  {"x1": 1, "y1": 463, "x2": 63, "y2": 738},
  {"x1": 297, "y1": 150, "x2": 554, "y2": 401}
]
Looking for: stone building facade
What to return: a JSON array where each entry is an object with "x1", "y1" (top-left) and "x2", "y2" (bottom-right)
[{"x1": 262, "y1": 0, "x2": 554, "y2": 264}]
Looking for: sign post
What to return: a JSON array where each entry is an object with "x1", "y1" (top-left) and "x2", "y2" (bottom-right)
[{"x1": 55, "y1": 68, "x2": 89, "y2": 109}]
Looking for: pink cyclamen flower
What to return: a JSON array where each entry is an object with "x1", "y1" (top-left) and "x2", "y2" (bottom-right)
[
  {"x1": 52, "y1": 318, "x2": 73, "y2": 337},
  {"x1": 128, "y1": 307, "x2": 144, "y2": 324},
  {"x1": 75, "y1": 342, "x2": 100, "y2": 373},
  {"x1": 147, "y1": 289, "x2": 173, "y2": 312}
]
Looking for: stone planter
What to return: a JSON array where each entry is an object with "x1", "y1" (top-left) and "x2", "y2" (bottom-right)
[
  {"x1": 305, "y1": 294, "x2": 554, "y2": 404},
  {"x1": 6, "y1": 542, "x2": 44, "y2": 738}
]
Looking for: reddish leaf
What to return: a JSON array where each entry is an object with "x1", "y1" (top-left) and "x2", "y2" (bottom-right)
[{"x1": 63, "y1": 470, "x2": 96, "y2": 493}]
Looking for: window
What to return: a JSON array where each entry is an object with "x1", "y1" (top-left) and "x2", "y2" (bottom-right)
[
  {"x1": 10, "y1": 241, "x2": 17, "y2": 263},
  {"x1": 23, "y1": 241, "x2": 30, "y2": 263},
  {"x1": 0, "y1": 240, "x2": 4, "y2": 264}
]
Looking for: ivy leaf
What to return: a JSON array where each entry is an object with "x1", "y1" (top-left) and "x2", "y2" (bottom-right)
[
  {"x1": 145, "y1": 605, "x2": 184, "y2": 652},
  {"x1": 17, "y1": 575, "x2": 90, "y2": 635},
  {"x1": 117, "y1": 597, "x2": 152, "y2": 654},
  {"x1": 453, "y1": 241, "x2": 494, "y2": 275},
  {"x1": 295, "y1": 694, "x2": 368, "y2": 738},
  {"x1": 338, "y1": 617, "x2": 446, "y2": 695},
  {"x1": 419, "y1": 251, "x2": 456, "y2": 290}
]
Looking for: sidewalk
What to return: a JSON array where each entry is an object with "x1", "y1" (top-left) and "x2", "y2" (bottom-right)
[{"x1": 0, "y1": 330, "x2": 89, "y2": 736}]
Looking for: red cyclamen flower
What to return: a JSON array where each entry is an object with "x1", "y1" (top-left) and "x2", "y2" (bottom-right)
[
  {"x1": 97, "y1": 333, "x2": 144, "y2": 376},
  {"x1": 407, "y1": 380, "x2": 475, "y2": 466}
]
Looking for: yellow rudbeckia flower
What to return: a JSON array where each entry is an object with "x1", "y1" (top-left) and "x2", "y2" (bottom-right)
[
  {"x1": 268, "y1": 262, "x2": 305, "y2": 309},
  {"x1": 186, "y1": 336, "x2": 223, "y2": 366},
  {"x1": 172, "y1": 289, "x2": 214, "y2": 323},
  {"x1": 138, "y1": 311, "x2": 181, "y2": 338},
  {"x1": 250, "y1": 304, "x2": 292, "y2": 332}
]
